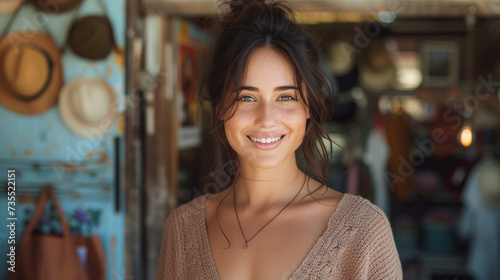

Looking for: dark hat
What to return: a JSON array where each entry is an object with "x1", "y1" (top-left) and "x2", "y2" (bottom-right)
[
  {"x1": 31, "y1": 0, "x2": 82, "y2": 14},
  {"x1": 68, "y1": 15, "x2": 115, "y2": 60}
]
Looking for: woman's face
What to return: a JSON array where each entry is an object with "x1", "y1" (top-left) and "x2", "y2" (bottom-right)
[{"x1": 223, "y1": 47, "x2": 310, "y2": 169}]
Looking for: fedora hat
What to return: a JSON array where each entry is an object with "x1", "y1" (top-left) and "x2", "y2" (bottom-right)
[
  {"x1": 359, "y1": 41, "x2": 395, "y2": 93},
  {"x1": 31, "y1": 0, "x2": 82, "y2": 14},
  {"x1": 0, "y1": 32, "x2": 63, "y2": 115},
  {"x1": 0, "y1": 0, "x2": 23, "y2": 14},
  {"x1": 59, "y1": 77, "x2": 117, "y2": 138}
]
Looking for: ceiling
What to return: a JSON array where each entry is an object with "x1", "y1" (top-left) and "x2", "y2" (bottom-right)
[{"x1": 142, "y1": 0, "x2": 500, "y2": 19}]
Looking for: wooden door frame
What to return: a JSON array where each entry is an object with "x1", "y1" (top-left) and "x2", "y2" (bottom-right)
[{"x1": 125, "y1": 1, "x2": 179, "y2": 279}]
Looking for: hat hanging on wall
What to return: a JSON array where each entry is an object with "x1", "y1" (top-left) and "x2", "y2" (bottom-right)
[
  {"x1": 0, "y1": 33, "x2": 63, "y2": 115},
  {"x1": 359, "y1": 40, "x2": 395, "y2": 93},
  {"x1": 0, "y1": 1, "x2": 64, "y2": 115},
  {"x1": 66, "y1": 0, "x2": 116, "y2": 60},
  {"x1": 0, "y1": 2, "x2": 63, "y2": 115},
  {"x1": 31, "y1": 0, "x2": 82, "y2": 14},
  {"x1": 327, "y1": 40, "x2": 359, "y2": 93},
  {"x1": 0, "y1": 0, "x2": 24, "y2": 14},
  {"x1": 59, "y1": 77, "x2": 117, "y2": 138}
]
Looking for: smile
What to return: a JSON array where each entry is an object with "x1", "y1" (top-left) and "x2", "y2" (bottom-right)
[
  {"x1": 248, "y1": 135, "x2": 284, "y2": 144},
  {"x1": 246, "y1": 135, "x2": 285, "y2": 150}
]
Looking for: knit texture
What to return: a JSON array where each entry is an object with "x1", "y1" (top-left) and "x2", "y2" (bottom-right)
[{"x1": 155, "y1": 193, "x2": 403, "y2": 280}]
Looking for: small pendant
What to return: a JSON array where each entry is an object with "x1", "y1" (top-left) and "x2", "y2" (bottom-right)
[{"x1": 242, "y1": 241, "x2": 248, "y2": 249}]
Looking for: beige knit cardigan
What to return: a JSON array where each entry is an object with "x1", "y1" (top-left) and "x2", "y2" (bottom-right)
[{"x1": 155, "y1": 193, "x2": 403, "y2": 280}]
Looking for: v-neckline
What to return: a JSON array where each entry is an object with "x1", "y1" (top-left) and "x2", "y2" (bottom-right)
[{"x1": 200, "y1": 192, "x2": 350, "y2": 279}]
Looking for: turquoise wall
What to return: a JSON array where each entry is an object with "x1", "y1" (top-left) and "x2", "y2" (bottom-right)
[{"x1": 0, "y1": 0, "x2": 127, "y2": 279}]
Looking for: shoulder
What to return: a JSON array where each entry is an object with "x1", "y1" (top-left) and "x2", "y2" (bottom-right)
[
  {"x1": 340, "y1": 194, "x2": 393, "y2": 238},
  {"x1": 164, "y1": 194, "x2": 208, "y2": 230},
  {"x1": 343, "y1": 194, "x2": 389, "y2": 222}
]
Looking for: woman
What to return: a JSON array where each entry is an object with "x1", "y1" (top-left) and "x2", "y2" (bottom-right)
[{"x1": 156, "y1": 1, "x2": 402, "y2": 279}]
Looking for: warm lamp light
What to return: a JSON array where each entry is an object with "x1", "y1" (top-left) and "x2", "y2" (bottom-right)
[{"x1": 459, "y1": 124, "x2": 473, "y2": 147}]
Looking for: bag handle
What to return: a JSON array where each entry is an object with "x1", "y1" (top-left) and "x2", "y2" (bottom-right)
[{"x1": 24, "y1": 187, "x2": 72, "y2": 237}]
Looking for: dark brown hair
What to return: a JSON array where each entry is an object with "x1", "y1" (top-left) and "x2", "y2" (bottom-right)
[{"x1": 200, "y1": 0, "x2": 337, "y2": 201}]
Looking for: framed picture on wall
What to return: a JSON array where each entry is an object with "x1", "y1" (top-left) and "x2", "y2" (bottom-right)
[{"x1": 420, "y1": 41, "x2": 459, "y2": 87}]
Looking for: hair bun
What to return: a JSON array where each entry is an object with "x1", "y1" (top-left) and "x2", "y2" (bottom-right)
[
  {"x1": 218, "y1": 0, "x2": 293, "y2": 29},
  {"x1": 228, "y1": 0, "x2": 266, "y2": 12}
]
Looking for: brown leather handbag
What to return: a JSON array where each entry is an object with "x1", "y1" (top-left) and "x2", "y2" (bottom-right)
[{"x1": 9, "y1": 187, "x2": 106, "y2": 280}]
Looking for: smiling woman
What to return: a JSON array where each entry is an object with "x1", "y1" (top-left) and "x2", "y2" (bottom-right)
[
  {"x1": 155, "y1": 1, "x2": 402, "y2": 279},
  {"x1": 224, "y1": 47, "x2": 310, "y2": 170}
]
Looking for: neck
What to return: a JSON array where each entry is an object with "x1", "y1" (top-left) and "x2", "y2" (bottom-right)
[{"x1": 234, "y1": 156, "x2": 307, "y2": 209}]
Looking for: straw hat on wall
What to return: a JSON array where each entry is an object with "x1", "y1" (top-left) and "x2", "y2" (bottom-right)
[
  {"x1": 0, "y1": 32, "x2": 63, "y2": 115},
  {"x1": 59, "y1": 77, "x2": 117, "y2": 138}
]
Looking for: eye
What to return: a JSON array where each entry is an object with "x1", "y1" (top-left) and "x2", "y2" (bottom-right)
[
  {"x1": 279, "y1": 95, "x2": 297, "y2": 101},
  {"x1": 238, "y1": 95, "x2": 255, "y2": 102}
]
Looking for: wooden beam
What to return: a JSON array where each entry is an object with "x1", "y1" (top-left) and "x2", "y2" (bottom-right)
[
  {"x1": 142, "y1": 0, "x2": 500, "y2": 19},
  {"x1": 125, "y1": 0, "x2": 145, "y2": 279}
]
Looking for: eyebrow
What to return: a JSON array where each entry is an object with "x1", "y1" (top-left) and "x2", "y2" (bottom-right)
[{"x1": 238, "y1": 85, "x2": 299, "y2": 92}]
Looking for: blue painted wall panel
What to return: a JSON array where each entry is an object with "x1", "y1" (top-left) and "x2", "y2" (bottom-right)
[{"x1": 0, "y1": 0, "x2": 127, "y2": 279}]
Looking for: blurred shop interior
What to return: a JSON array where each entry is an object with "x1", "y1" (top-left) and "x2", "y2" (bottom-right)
[{"x1": 0, "y1": 0, "x2": 500, "y2": 280}]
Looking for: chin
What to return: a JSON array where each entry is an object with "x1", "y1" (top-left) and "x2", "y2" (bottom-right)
[{"x1": 244, "y1": 155, "x2": 285, "y2": 169}]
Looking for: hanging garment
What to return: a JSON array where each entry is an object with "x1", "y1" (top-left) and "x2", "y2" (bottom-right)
[
  {"x1": 365, "y1": 127, "x2": 390, "y2": 215},
  {"x1": 458, "y1": 156, "x2": 500, "y2": 280}
]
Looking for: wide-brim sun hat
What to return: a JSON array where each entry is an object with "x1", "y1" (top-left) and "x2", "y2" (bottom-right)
[
  {"x1": 59, "y1": 77, "x2": 117, "y2": 138},
  {"x1": 0, "y1": 32, "x2": 63, "y2": 115}
]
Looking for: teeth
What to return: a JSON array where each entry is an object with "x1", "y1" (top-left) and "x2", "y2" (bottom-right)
[{"x1": 249, "y1": 136, "x2": 282, "y2": 143}]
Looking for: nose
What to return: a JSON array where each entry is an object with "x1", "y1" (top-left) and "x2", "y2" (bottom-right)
[{"x1": 254, "y1": 102, "x2": 277, "y2": 128}]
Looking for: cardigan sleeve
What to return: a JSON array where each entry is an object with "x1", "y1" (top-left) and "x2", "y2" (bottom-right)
[
  {"x1": 155, "y1": 209, "x2": 186, "y2": 280},
  {"x1": 352, "y1": 205, "x2": 403, "y2": 280}
]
